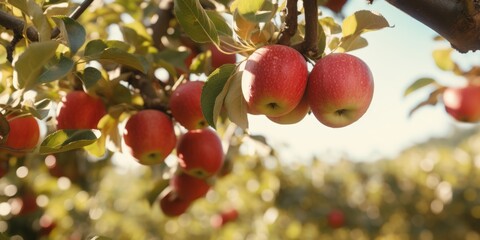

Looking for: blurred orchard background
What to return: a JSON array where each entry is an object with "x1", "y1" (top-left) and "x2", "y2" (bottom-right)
[{"x1": 1, "y1": 0, "x2": 480, "y2": 239}]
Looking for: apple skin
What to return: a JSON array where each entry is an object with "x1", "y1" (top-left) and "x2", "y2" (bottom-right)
[
  {"x1": 242, "y1": 44, "x2": 308, "y2": 117},
  {"x1": 307, "y1": 53, "x2": 374, "y2": 128},
  {"x1": 327, "y1": 209, "x2": 345, "y2": 229},
  {"x1": 170, "y1": 172, "x2": 210, "y2": 201},
  {"x1": 267, "y1": 94, "x2": 310, "y2": 124},
  {"x1": 169, "y1": 81, "x2": 208, "y2": 130},
  {"x1": 442, "y1": 85, "x2": 480, "y2": 122},
  {"x1": 159, "y1": 190, "x2": 192, "y2": 217},
  {"x1": 208, "y1": 44, "x2": 237, "y2": 70},
  {"x1": 211, "y1": 208, "x2": 239, "y2": 228},
  {"x1": 3, "y1": 115, "x2": 40, "y2": 153},
  {"x1": 56, "y1": 91, "x2": 106, "y2": 129},
  {"x1": 177, "y1": 128, "x2": 224, "y2": 178},
  {"x1": 325, "y1": 0, "x2": 348, "y2": 13},
  {"x1": 123, "y1": 110, "x2": 177, "y2": 165}
]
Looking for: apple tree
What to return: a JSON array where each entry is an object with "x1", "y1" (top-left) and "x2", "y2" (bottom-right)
[{"x1": 0, "y1": 0, "x2": 478, "y2": 238}]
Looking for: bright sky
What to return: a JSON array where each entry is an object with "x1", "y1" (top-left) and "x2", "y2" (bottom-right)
[{"x1": 247, "y1": 1, "x2": 480, "y2": 162}]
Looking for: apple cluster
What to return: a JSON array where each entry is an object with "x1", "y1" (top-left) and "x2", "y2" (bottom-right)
[
  {"x1": 122, "y1": 80, "x2": 225, "y2": 217},
  {"x1": 242, "y1": 44, "x2": 374, "y2": 128}
]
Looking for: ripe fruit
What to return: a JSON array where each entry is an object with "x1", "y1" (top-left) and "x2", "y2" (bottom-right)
[
  {"x1": 327, "y1": 209, "x2": 345, "y2": 228},
  {"x1": 123, "y1": 110, "x2": 177, "y2": 165},
  {"x1": 56, "y1": 91, "x2": 106, "y2": 129},
  {"x1": 177, "y1": 128, "x2": 224, "y2": 178},
  {"x1": 267, "y1": 94, "x2": 310, "y2": 124},
  {"x1": 208, "y1": 44, "x2": 237, "y2": 70},
  {"x1": 211, "y1": 208, "x2": 239, "y2": 228},
  {"x1": 307, "y1": 53, "x2": 374, "y2": 128},
  {"x1": 242, "y1": 44, "x2": 308, "y2": 117},
  {"x1": 159, "y1": 190, "x2": 192, "y2": 217},
  {"x1": 3, "y1": 115, "x2": 40, "y2": 153},
  {"x1": 170, "y1": 172, "x2": 210, "y2": 201},
  {"x1": 325, "y1": 0, "x2": 348, "y2": 13},
  {"x1": 169, "y1": 81, "x2": 208, "y2": 130},
  {"x1": 442, "y1": 85, "x2": 480, "y2": 122}
]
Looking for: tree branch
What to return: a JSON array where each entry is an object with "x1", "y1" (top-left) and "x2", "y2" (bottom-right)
[
  {"x1": 0, "y1": 10, "x2": 38, "y2": 41},
  {"x1": 151, "y1": 0, "x2": 174, "y2": 51},
  {"x1": 278, "y1": 0, "x2": 298, "y2": 45},
  {"x1": 51, "y1": 0, "x2": 96, "y2": 38},
  {"x1": 385, "y1": 0, "x2": 480, "y2": 53},
  {"x1": 296, "y1": 0, "x2": 319, "y2": 58}
]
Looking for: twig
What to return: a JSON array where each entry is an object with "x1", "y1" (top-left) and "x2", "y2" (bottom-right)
[{"x1": 278, "y1": 0, "x2": 298, "y2": 45}]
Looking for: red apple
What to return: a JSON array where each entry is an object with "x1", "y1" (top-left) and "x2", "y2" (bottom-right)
[
  {"x1": 170, "y1": 172, "x2": 210, "y2": 201},
  {"x1": 267, "y1": 94, "x2": 310, "y2": 124},
  {"x1": 2, "y1": 115, "x2": 40, "y2": 154},
  {"x1": 242, "y1": 45, "x2": 308, "y2": 117},
  {"x1": 211, "y1": 208, "x2": 239, "y2": 228},
  {"x1": 307, "y1": 53, "x2": 374, "y2": 128},
  {"x1": 56, "y1": 91, "x2": 106, "y2": 129},
  {"x1": 325, "y1": 0, "x2": 348, "y2": 13},
  {"x1": 177, "y1": 128, "x2": 224, "y2": 178},
  {"x1": 442, "y1": 85, "x2": 480, "y2": 122},
  {"x1": 169, "y1": 81, "x2": 208, "y2": 130},
  {"x1": 208, "y1": 44, "x2": 237, "y2": 70},
  {"x1": 159, "y1": 190, "x2": 192, "y2": 217},
  {"x1": 123, "y1": 110, "x2": 177, "y2": 165},
  {"x1": 327, "y1": 209, "x2": 345, "y2": 228}
]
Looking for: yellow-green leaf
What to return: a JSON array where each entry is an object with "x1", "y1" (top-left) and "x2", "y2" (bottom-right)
[
  {"x1": 53, "y1": 16, "x2": 86, "y2": 55},
  {"x1": 174, "y1": 0, "x2": 219, "y2": 44},
  {"x1": 342, "y1": 10, "x2": 390, "y2": 37},
  {"x1": 404, "y1": 78, "x2": 437, "y2": 97},
  {"x1": 201, "y1": 64, "x2": 237, "y2": 128},
  {"x1": 40, "y1": 129, "x2": 100, "y2": 154},
  {"x1": 432, "y1": 48, "x2": 455, "y2": 71},
  {"x1": 224, "y1": 70, "x2": 248, "y2": 130},
  {"x1": 14, "y1": 41, "x2": 59, "y2": 89}
]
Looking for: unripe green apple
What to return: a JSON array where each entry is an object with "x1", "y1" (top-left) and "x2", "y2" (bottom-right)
[
  {"x1": 267, "y1": 94, "x2": 310, "y2": 124},
  {"x1": 159, "y1": 190, "x2": 192, "y2": 217},
  {"x1": 56, "y1": 91, "x2": 106, "y2": 129},
  {"x1": 443, "y1": 85, "x2": 480, "y2": 122},
  {"x1": 123, "y1": 110, "x2": 177, "y2": 165},
  {"x1": 307, "y1": 53, "x2": 374, "y2": 128},
  {"x1": 170, "y1": 172, "x2": 210, "y2": 201},
  {"x1": 177, "y1": 128, "x2": 224, "y2": 178},
  {"x1": 2, "y1": 115, "x2": 40, "y2": 154},
  {"x1": 208, "y1": 44, "x2": 237, "y2": 70},
  {"x1": 169, "y1": 81, "x2": 208, "y2": 130},
  {"x1": 242, "y1": 45, "x2": 308, "y2": 117}
]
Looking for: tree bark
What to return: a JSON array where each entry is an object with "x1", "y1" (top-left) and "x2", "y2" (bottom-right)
[{"x1": 385, "y1": 0, "x2": 480, "y2": 53}]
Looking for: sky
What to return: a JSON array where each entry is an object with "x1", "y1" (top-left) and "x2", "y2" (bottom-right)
[{"x1": 247, "y1": 0, "x2": 480, "y2": 162}]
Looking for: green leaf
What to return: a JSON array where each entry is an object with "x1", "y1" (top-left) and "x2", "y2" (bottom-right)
[
  {"x1": 432, "y1": 48, "x2": 455, "y2": 71},
  {"x1": 404, "y1": 78, "x2": 437, "y2": 97},
  {"x1": 82, "y1": 67, "x2": 103, "y2": 89},
  {"x1": 10, "y1": 0, "x2": 52, "y2": 41},
  {"x1": 14, "y1": 41, "x2": 59, "y2": 89},
  {"x1": 174, "y1": 0, "x2": 219, "y2": 44},
  {"x1": 39, "y1": 129, "x2": 100, "y2": 154},
  {"x1": 37, "y1": 56, "x2": 74, "y2": 84},
  {"x1": 231, "y1": 0, "x2": 276, "y2": 22},
  {"x1": 337, "y1": 36, "x2": 368, "y2": 52},
  {"x1": 206, "y1": 10, "x2": 233, "y2": 36},
  {"x1": 53, "y1": 16, "x2": 86, "y2": 54},
  {"x1": 99, "y1": 48, "x2": 148, "y2": 73},
  {"x1": 201, "y1": 64, "x2": 236, "y2": 128},
  {"x1": 84, "y1": 40, "x2": 108, "y2": 56},
  {"x1": 224, "y1": 70, "x2": 248, "y2": 130},
  {"x1": 342, "y1": 10, "x2": 390, "y2": 37}
]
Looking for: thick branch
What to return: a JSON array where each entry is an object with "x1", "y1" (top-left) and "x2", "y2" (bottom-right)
[
  {"x1": 278, "y1": 0, "x2": 298, "y2": 45},
  {"x1": 299, "y1": 0, "x2": 319, "y2": 57},
  {"x1": 151, "y1": 0, "x2": 174, "y2": 51},
  {"x1": 385, "y1": 0, "x2": 480, "y2": 53},
  {"x1": 0, "y1": 11, "x2": 38, "y2": 41}
]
